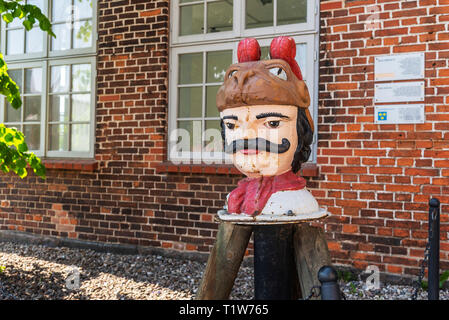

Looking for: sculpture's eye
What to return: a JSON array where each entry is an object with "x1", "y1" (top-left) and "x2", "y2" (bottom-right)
[
  {"x1": 269, "y1": 67, "x2": 287, "y2": 80},
  {"x1": 228, "y1": 69, "x2": 238, "y2": 78},
  {"x1": 225, "y1": 122, "x2": 236, "y2": 130},
  {"x1": 265, "y1": 120, "x2": 281, "y2": 129}
]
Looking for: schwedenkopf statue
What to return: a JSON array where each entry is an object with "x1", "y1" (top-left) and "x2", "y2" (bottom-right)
[
  {"x1": 217, "y1": 36, "x2": 327, "y2": 223},
  {"x1": 196, "y1": 37, "x2": 333, "y2": 301}
]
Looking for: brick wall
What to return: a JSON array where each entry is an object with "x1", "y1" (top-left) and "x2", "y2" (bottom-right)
[
  {"x1": 316, "y1": 0, "x2": 449, "y2": 276},
  {"x1": 0, "y1": 0, "x2": 448, "y2": 279}
]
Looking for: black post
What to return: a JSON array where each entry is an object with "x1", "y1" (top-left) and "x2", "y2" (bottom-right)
[
  {"x1": 253, "y1": 224, "x2": 299, "y2": 300},
  {"x1": 428, "y1": 198, "x2": 440, "y2": 300},
  {"x1": 318, "y1": 266, "x2": 341, "y2": 300}
]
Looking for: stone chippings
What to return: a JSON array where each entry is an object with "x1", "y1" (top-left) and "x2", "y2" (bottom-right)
[{"x1": 0, "y1": 241, "x2": 448, "y2": 300}]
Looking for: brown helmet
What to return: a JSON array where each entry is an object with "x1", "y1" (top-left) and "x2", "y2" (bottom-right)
[{"x1": 216, "y1": 36, "x2": 314, "y2": 132}]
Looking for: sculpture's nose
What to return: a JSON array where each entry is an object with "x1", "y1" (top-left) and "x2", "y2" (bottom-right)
[{"x1": 231, "y1": 69, "x2": 256, "y2": 91}]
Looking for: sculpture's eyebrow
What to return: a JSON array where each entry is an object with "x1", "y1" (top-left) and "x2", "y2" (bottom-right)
[
  {"x1": 222, "y1": 115, "x2": 238, "y2": 120},
  {"x1": 256, "y1": 112, "x2": 290, "y2": 119}
]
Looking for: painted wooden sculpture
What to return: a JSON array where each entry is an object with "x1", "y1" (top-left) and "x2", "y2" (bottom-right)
[
  {"x1": 196, "y1": 37, "x2": 331, "y2": 300},
  {"x1": 217, "y1": 36, "x2": 327, "y2": 223}
]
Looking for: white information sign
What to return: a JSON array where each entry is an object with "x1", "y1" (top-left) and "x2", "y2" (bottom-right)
[
  {"x1": 375, "y1": 52, "x2": 425, "y2": 81},
  {"x1": 375, "y1": 104, "x2": 425, "y2": 124},
  {"x1": 374, "y1": 81, "x2": 425, "y2": 103}
]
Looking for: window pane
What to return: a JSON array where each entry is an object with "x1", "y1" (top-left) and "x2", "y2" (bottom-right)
[
  {"x1": 73, "y1": 20, "x2": 93, "y2": 48},
  {"x1": 206, "y1": 86, "x2": 220, "y2": 118},
  {"x1": 24, "y1": 96, "x2": 41, "y2": 122},
  {"x1": 52, "y1": 23, "x2": 71, "y2": 51},
  {"x1": 28, "y1": 0, "x2": 44, "y2": 9},
  {"x1": 7, "y1": 19, "x2": 21, "y2": 28},
  {"x1": 180, "y1": 4, "x2": 204, "y2": 36},
  {"x1": 53, "y1": 0, "x2": 72, "y2": 22},
  {"x1": 179, "y1": 53, "x2": 203, "y2": 84},
  {"x1": 207, "y1": 0, "x2": 233, "y2": 33},
  {"x1": 261, "y1": 46, "x2": 270, "y2": 60},
  {"x1": 5, "y1": 101, "x2": 21, "y2": 123},
  {"x1": 277, "y1": 0, "x2": 307, "y2": 25},
  {"x1": 25, "y1": 27, "x2": 44, "y2": 53},
  {"x1": 7, "y1": 29, "x2": 25, "y2": 55},
  {"x1": 206, "y1": 50, "x2": 232, "y2": 83},
  {"x1": 50, "y1": 95, "x2": 70, "y2": 122},
  {"x1": 49, "y1": 124, "x2": 69, "y2": 151},
  {"x1": 25, "y1": 68, "x2": 42, "y2": 94},
  {"x1": 74, "y1": 0, "x2": 93, "y2": 19},
  {"x1": 23, "y1": 125, "x2": 40, "y2": 150},
  {"x1": 72, "y1": 94, "x2": 90, "y2": 121},
  {"x1": 51, "y1": 65, "x2": 70, "y2": 93},
  {"x1": 8, "y1": 70, "x2": 23, "y2": 92},
  {"x1": 177, "y1": 120, "x2": 202, "y2": 152},
  {"x1": 72, "y1": 64, "x2": 91, "y2": 92},
  {"x1": 246, "y1": 0, "x2": 273, "y2": 29},
  {"x1": 295, "y1": 43, "x2": 307, "y2": 79},
  {"x1": 71, "y1": 124, "x2": 90, "y2": 152},
  {"x1": 178, "y1": 87, "x2": 202, "y2": 118}
]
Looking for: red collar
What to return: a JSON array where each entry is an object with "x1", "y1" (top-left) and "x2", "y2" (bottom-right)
[{"x1": 227, "y1": 170, "x2": 306, "y2": 216}]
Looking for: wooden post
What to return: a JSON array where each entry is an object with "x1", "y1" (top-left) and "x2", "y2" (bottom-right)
[
  {"x1": 196, "y1": 222, "x2": 253, "y2": 300},
  {"x1": 293, "y1": 223, "x2": 332, "y2": 300}
]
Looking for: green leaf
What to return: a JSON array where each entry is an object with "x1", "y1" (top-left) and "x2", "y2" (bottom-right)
[
  {"x1": 12, "y1": 7, "x2": 23, "y2": 19},
  {"x1": 421, "y1": 280, "x2": 428, "y2": 290},
  {"x1": 439, "y1": 270, "x2": 449, "y2": 289},
  {"x1": 23, "y1": 19, "x2": 33, "y2": 31},
  {"x1": 16, "y1": 159, "x2": 27, "y2": 169},
  {"x1": 18, "y1": 143, "x2": 28, "y2": 153},
  {"x1": 4, "y1": 133, "x2": 13, "y2": 143},
  {"x1": 39, "y1": 19, "x2": 51, "y2": 31},
  {"x1": 17, "y1": 167, "x2": 26, "y2": 178},
  {"x1": 2, "y1": 12, "x2": 13, "y2": 23}
]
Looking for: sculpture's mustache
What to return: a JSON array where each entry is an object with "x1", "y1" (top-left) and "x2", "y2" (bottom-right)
[{"x1": 225, "y1": 138, "x2": 291, "y2": 154}]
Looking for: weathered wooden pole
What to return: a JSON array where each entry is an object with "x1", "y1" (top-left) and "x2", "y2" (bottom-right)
[
  {"x1": 293, "y1": 223, "x2": 332, "y2": 299},
  {"x1": 196, "y1": 222, "x2": 253, "y2": 300}
]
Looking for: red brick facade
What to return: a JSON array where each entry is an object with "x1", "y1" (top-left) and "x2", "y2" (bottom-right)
[{"x1": 0, "y1": 0, "x2": 448, "y2": 278}]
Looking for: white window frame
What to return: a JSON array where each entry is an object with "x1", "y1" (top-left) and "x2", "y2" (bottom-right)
[
  {"x1": 171, "y1": 0, "x2": 317, "y2": 45},
  {"x1": 0, "y1": 61, "x2": 47, "y2": 157},
  {"x1": 0, "y1": 0, "x2": 97, "y2": 61},
  {"x1": 169, "y1": 0, "x2": 320, "y2": 164},
  {"x1": 0, "y1": 58, "x2": 96, "y2": 159},
  {"x1": 169, "y1": 42, "x2": 236, "y2": 164},
  {"x1": 0, "y1": 0, "x2": 97, "y2": 159},
  {"x1": 46, "y1": 56, "x2": 97, "y2": 158}
]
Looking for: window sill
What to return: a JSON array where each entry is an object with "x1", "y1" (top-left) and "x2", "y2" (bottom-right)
[
  {"x1": 155, "y1": 162, "x2": 319, "y2": 177},
  {"x1": 42, "y1": 159, "x2": 98, "y2": 172}
]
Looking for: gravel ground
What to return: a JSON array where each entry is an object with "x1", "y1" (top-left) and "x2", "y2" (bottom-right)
[{"x1": 0, "y1": 241, "x2": 448, "y2": 300}]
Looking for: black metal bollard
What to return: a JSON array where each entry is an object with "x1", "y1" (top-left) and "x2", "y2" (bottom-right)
[
  {"x1": 318, "y1": 266, "x2": 341, "y2": 300},
  {"x1": 428, "y1": 198, "x2": 440, "y2": 300},
  {"x1": 253, "y1": 224, "x2": 299, "y2": 300}
]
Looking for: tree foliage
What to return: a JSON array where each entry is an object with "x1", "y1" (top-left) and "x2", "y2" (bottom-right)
[
  {"x1": 0, "y1": 0, "x2": 55, "y2": 180},
  {"x1": 0, "y1": 124, "x2": 45, "y2": 178}
]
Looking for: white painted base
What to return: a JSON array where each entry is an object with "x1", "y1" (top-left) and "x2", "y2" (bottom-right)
[
  {"x1": 219, "y1": 188, "x2": 329, "y2": 225},
  {"x1": 217, "y1": 207, "x2": 329, "y2": 225}
]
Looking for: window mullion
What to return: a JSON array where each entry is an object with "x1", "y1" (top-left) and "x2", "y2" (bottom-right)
[
  {"x1": 68, "y1": 64, "x2": 73, "y2": 152},
  {"x1": 274, "y1": 0, "x2": 278, "y2": 27},
  {"x1": 202, "y1": 50, "x2": 207, "y2": 160},
  {"x1": 41, "y1": 60, "x2": 48, "y2": 156},
  {"x1": 203, "y1": 0, "x2": 207, "y2": 35},
  {"x1": 21, "y1": 68, "x2": 25, "y2": 125}
]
